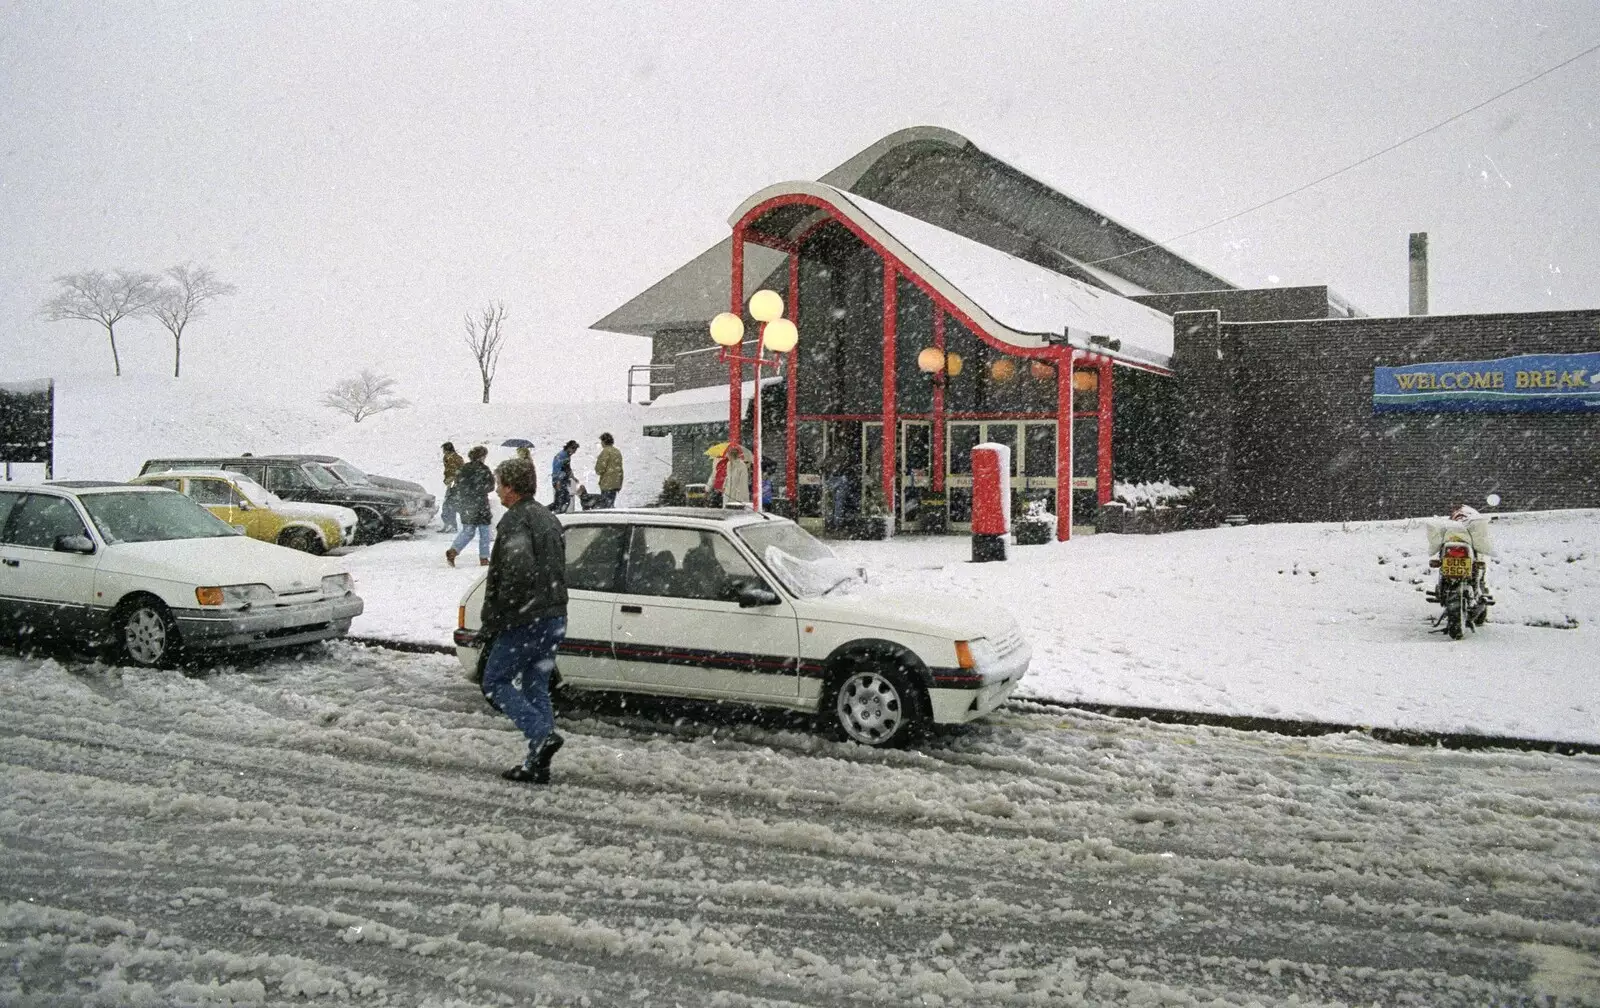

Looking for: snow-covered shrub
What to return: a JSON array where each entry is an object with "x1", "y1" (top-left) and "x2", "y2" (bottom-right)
[{"x1": 1113, "y1": 480, "x2": 1194, "y2": 509}]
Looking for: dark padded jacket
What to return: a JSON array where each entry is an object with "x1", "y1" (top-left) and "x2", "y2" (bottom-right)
[
  {"x1": 479, "y1": 496, "x2": 568, "y2": 634},
  {"x1": 453, "y1": 460, "x2": 495, "y2": 525}
]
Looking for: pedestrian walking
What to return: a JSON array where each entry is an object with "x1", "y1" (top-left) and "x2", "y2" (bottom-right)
[
  {"x1": 439, "y1": 442, "x2": 464, "y2": 532},
  {"x1": 721, "y1": 445, "x2": 752, "y2": 505},
  {"x1": 479, "y1": 455, "x2": 568, "y2": 784},
  {"x1": 445, "y1": 445, "x2": 495, "y2": 567},
  {"x1": 550, "y1": 440, "x2": 579, "y2": 513},
  {"x1": 593, "y1": 432, "x2": 624, "y2": 508}
]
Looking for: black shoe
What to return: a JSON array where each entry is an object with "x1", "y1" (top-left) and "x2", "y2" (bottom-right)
[
  {"x1": 501, "y1": 764, "x2": 549, "y2": 784},
  {"x1": 533, "y1": 732, "x2": 564, "y2": 769}
]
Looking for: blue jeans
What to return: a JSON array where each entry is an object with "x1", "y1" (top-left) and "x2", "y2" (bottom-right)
[
  {"x1": 450, "y1": 523, "x2": 492, "y2": 559},
  {"x1": 482, "y1": 616, "x2": 566, "y2": 757},
  {"x1": 596, "y1": 489, "x2": 618, "y2": 508},
  {"x1": 440, "y1": 488, "x2": 459, "y2": 531}
]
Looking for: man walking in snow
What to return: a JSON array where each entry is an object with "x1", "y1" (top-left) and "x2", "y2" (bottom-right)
[
  {"x1": 550, "y1": 439, "x2": 579, "y2": 512},
  {"x1": 445, "y1": 446, "x2": 495, "y2": 567},
  {"x1": 480, "y1": 456, "x2": 568, "y2": 784},
  {"x1": 593, "y1": 432, "x2": 623, "y2": 508},
  {"x1": 439, "y1": 441, "x2": 464, "y2": 532}
]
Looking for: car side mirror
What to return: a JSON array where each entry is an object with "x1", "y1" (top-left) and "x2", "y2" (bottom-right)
[
  {"x1": 54, "y1": 534, "x2": 95, "y2": 555},
  {"x1": 736, "y1": 584, "x2": 780, "y2": 608},
  {"x1": 236, "y1": 501, "x2": 251, "y2": 511}
]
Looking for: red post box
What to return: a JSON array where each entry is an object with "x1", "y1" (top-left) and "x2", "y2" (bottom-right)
[{"x1": 971, "y1": 443, "x2": 1010, "y2": 562}]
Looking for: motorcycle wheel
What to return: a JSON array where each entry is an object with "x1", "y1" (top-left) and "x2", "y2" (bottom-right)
[{"x1": 1446, "y1": 592, "x2": 1465, "y2": 640}]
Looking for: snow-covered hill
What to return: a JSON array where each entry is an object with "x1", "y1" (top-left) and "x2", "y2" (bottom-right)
[{"x1": 48, "y1": 375, "x2": 673, "y2": 508}]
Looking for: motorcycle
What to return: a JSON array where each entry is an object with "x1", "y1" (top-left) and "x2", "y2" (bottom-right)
[{"x1": 1424, "y1": 505, "x2": 1493, "y2": 639}]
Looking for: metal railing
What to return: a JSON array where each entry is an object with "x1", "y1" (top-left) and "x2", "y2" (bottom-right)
[{"x1": 627, "y1": 364, "x2": 676, "y2": 404}]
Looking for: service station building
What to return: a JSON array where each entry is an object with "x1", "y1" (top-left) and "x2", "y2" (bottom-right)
[{"x1": 594, "y1": 127, "x2": 1600, "y2": 537}]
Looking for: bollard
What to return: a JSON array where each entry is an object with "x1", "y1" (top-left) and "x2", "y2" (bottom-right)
[{"x1": 970, "y1": 443, "x2": 1010, "y2": 562}]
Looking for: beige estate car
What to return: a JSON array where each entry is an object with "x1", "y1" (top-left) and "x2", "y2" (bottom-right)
[{"x1": 453, "y1": 507, "x2": 1030, "y2": 747}]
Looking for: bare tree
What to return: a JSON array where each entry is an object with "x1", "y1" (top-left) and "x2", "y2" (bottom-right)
[
  {"x1": 40, "y1": 269, "x2": 163, "y2": 376},
  {"x1": 148, "y1": 263, "x2": 237, "y2": 378},
  {"x1": 321, "y1": 370, "x2": 410, "y2": 423},
  {"x1": 463, "y1": 301, "x2": 509, "y2": 404}
]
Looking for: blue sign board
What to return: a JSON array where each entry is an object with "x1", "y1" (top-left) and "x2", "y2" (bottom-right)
[{"x1": 1373, "y1": 352, "x2": 1600, "y2": 414}]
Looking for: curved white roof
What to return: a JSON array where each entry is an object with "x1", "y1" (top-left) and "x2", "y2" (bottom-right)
[{"x1": 731, "y1": 181, "x2": 1175, "y2": 371}]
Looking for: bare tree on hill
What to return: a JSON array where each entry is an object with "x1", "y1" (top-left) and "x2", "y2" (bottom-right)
[
  {"x1": 40, "y1": 269, "x2": 163, "y2": 376},
  {"x1": 148, "y1": 264, "x2": 237, "y2": 378},
  {"x1": 321, "y1": 370, "x2": 410, "y2": 423},
  {"x1": 463, "y1": 301, "x2": 509, "y2": 404}
]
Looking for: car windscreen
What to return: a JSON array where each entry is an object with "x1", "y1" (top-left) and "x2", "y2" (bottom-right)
[
  {"x1": 327, "y1": 461, "x2": 369, "y2": 485},
  {"x1": 735, "y1": 522, "x2": 864, "y2": 598},
  {"x1": 231, "y1": 474, "x2": 284, "y2": 508},
  {"x1": 300, "y1": 464, "x2": 338, "y2": 490},
  {"x1": 78, "y1": 490, "x2": 239, "y2": 543}
]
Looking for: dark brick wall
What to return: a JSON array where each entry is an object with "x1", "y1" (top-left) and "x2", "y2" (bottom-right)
[
  {"x1": 1132, "y1": 286, "x2": 1348, "y2": 322},
  {"x1": 1173, "y1": 308, "x2": 1600, "y2": 522},
  {"x1": 652, "y1": 327, "x2": 729, "y2": 398}
]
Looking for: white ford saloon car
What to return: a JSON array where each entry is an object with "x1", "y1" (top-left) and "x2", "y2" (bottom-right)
[
  {"x1": 454, "y1": 508, "x2": 1030, "y2": 747},
  {"x1": 0, "y1": 482, "x2": 364, "y2": 667}
]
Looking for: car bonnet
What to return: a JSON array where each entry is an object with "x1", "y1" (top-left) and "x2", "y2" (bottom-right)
[
  {"x1": 97, "y1": 535, "x2": 345, "y2": 594},
  {"x1": 796, "y1": 588, "x2": 1021, "y2": 642}
]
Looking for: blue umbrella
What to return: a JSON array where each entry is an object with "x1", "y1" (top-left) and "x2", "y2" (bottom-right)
[{"x1": 501, "y1": 438, "x2": 535, "y2": 448}]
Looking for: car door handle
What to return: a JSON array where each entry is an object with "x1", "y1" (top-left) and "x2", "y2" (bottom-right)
[{"x1": 620, "y1": 604, "x2": 642, "y2": 614}]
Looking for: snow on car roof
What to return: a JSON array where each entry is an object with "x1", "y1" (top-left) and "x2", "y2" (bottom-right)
[
  {"x1": 562, "y1": 506, "x2": 779, "y2": 525},
  {"x1": 134, "y1": 468, "x2": 246, "y2": 482}
]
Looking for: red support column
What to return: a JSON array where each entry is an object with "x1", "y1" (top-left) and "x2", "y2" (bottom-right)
[
  {"x1": 728, "y1": 230, "x2": 745, "y2": 446},
  {"x1": 785, "y1": 254, "x2": 800, "y2": 502},
  {"x1": 931, "y1": 310, "x2": 946, "y2": 493},
  {"x1": 881, "y1": 266, "x2": 898, "y2": 517},
  {"x1": 1097, "y1": 358, "x2": 1114, "y2": 507},
  {"x1": 1056, "y1": 351, "x2": 1075, "y2": 542}
]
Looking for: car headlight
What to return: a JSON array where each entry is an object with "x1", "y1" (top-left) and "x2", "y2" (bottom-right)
[
  {"x1": 321, "y1": 573, "x2": 354, "y2": 596},
  {"x1": 195, "y1": 584, "x2": 275, "y2": 607}
]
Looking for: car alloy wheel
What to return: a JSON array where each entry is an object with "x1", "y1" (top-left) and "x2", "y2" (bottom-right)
[
  {"x1": 283, "y1": 528, "x2": 323, "y2": 554},
  {"x1": 833, "y1": 663, "x2": 920, "y2": 747},
  {"x1": 120, "y1": 600, "x2": 177, "y2": 667}
]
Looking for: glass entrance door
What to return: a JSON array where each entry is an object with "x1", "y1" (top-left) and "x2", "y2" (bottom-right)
[
  {"x1": 942, "y1": 420, "x2": 1058, "y2": 531},
  {"x1": 862, "y1": 422, "x2": 884, "y2": 516},
  {"x1": 898, "y1": 421, "x2": 931, "y2": 526}
]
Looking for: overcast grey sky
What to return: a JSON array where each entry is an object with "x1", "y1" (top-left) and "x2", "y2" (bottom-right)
[{"x1": 2, "y1": 1, "x2": 1596, "y2": 402}]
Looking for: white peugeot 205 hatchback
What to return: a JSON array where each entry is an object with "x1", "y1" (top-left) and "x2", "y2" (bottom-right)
[{"x1": 454, "y1": 507, "x2": 1030, "y2": 747}]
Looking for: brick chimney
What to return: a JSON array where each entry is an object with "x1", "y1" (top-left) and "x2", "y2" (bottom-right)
[{"x1": 1408, "y1": 232, "x2": 1429, "y2": 315}]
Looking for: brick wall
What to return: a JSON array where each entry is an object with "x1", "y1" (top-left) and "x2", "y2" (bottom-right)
[
  {"x1": 1173, "y1": 308, "x2": 1600, "y2": 522},
  {"x1": 1133, "y1": 285, "x2": 1347, "y2": 322}
]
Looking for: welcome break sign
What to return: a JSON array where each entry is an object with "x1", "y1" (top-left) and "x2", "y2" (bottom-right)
[{"x1": 1373, "y1": 352, "x2": 1600, "y2": 414}]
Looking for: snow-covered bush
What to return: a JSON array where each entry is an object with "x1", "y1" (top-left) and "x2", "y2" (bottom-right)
[{"x1": 1113, "y1": 480, "x2": 1194, "y2": 509}]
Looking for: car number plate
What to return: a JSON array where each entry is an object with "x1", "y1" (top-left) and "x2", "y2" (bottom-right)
[{"x1": 1440, "y1": 556, "x2": 1472, "y2": 578}]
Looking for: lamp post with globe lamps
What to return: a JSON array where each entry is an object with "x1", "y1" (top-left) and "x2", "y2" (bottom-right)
[{"x1": 709, "y1": 289, "x2": 798, "y2": 512}]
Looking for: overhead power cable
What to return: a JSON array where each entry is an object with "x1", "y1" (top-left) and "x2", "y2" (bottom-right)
[{"x1": 1083, "y1": 40, "x2": 1600, "y2": 268}]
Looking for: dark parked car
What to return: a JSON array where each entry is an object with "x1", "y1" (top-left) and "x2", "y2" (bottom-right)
[
  {"x1": 265, "y1": 455, "x2": 435, "y2": 532},
  {"x1": 136, "y1": 455, "x2": 430, "y2": 543}
]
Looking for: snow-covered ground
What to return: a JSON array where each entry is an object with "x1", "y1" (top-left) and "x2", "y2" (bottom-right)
[
  {"x1": 2, "y1": 646, "x2": 1597, "y2": 1006},
  {"x1": 343, "y1": 510, "x2": 1600, "y2": 748},
  {"x1": 2, "y1": 376, "x2": 1599, "y2": 1004}
]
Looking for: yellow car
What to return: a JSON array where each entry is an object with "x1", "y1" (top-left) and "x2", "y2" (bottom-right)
[{"x1": 130, "y1": 469, "x2": 358, "y2": 554}]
